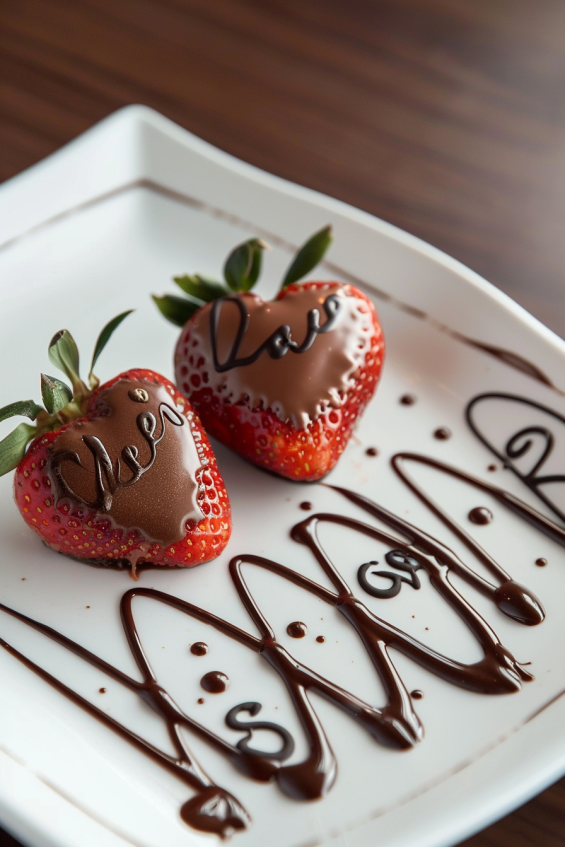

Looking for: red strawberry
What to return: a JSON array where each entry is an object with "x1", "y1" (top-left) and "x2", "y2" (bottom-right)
[
  {"x1": 0, "y1": 314, "x2": 230, "y2": 575},
  {"x1": 154, "y1": 228, "x2": 384, "y2": 481}
]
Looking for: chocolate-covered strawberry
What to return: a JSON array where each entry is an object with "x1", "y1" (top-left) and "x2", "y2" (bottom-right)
[
  {"x1": 0, "y1": 313, "x2": 230, "y2": 574},
  {"x1": 154, "y1": 227, "x2": 384, "y2": 481}
]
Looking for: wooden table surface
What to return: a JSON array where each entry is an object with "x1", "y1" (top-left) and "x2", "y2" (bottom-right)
[{"x1": 1, "y1": 1, "x2": 565, "y2": 845}]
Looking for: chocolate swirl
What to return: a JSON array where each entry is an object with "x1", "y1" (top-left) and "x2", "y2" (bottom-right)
[{"x1": 2, "y1": 450, "x2": 562, "y2": 835}]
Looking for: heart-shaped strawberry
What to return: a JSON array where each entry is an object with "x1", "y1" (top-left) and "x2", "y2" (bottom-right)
[
  {"x1": 154, "y1": 228, "x2": 384, "y2": 481},
  {"x1": 0, "y1": 314, "x2": 230, "y2": 574}
]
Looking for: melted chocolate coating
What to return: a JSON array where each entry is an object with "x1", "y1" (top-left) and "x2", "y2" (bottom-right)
[
  {"x1": 49, "y1": 379, "x2": 203, "y2": 549},
  {"x1": 187, "y1": 285, "x2": 376, "y2": 429}
]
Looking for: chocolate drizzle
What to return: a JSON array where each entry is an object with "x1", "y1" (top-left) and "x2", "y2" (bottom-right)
[
  {"x1": 2, "y1": 450, "x2": 562, "y2": 835},
  {"x1": 466, "y1": 392, "x2": 565, "y2": 524}
]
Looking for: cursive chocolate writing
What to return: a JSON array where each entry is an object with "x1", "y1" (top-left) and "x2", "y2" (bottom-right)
[
  {"x1": 466, "y1": 392, "x2": 565, "y2": 523},
  {"x1": 2, "y1": 452, "x2": 562, "y2": 835},
  {"x1": 210, "y1": 294, "x2": 343, "y2": 373},
  {"x1": 51, "y1": 401, "x2": 185, "y2": 512}
]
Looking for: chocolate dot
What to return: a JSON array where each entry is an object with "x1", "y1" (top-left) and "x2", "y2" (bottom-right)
[
  {"x1": 400, "y1": 394, "x2": 416, "y2": 405},
  {"x1": 190, "y1": 642, "x2": 209, "y2": 656},
  {"x1": 200, "y1": 671, "x2": 229, "y2": 694},
  {"x1": 487, "y1": 464, "x2": 497, "y2": 472},
  {"x1": 197, "y1": 698, "x2": 205, "y2": 704},
  {"x1": 316, "y1": 635, "x2": 326, "y2": 643},
  {"x1": 128, "y1": 388, "x2": 149, "y2": 403},
  {"x1": 365, "y1": 447, "x2": 378, "y2": 457},
  {"x1": 468, "y1": 507, "x2": 493, "y2": 525},
  {"x1": 535, "y1": 558, "x2": 548, "y2": 567},
  {"x1": 411, "y1": 690, "x2": 424, "y2": 700},
  {"x1": 287, "y1": 621, "x2": 308, "y2": 638},
  {"x1": 299, "y1": 501, "x2": 312, "y2": 511},
  {"x1": 434, "y1": 427, "x2": 451, "y2": 440},
  {"x1": 99, "y1": 687, "x2": 107, "y2": 694}
]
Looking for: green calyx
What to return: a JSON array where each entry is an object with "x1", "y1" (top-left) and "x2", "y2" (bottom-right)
[
  {"x1": 0, "y1": 310, "x2": 134, "y2": 477},
  {"x1": 153, "y1": 225, "x2": 333, "y2": 328}
]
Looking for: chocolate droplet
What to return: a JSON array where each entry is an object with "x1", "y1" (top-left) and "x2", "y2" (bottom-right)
[
  {"x1": 180, "y1": 786, "x2": 250, "y2": 836},
  {"x1": 287, "y1": 621, "x2": 308, "y2": 638},
  {"x1": 299, "y1": 501, "x2": 312, "y2": 511},
  {"x1": 201, "y1": 671, "x2": 229, "y2": 693},
  {"x1": 365, "y1": 447, "x2": 378, "y2": 457},
  {"x1": 494, "y1": 580, "x2": 545, "y2": 626},
  {"x1": 99, "y1": 687, "x2": 107, "y2": 694},
  {"x1": 410, "y1": 690, "x2": 424, "y2": 700},
  {"x1": 400, "y1": 394, "x2": 416, "y2": 405},
  {"x1": 487, "y1": 464, "x2": 497, "y2": 472},
  {"x1": 468, "y1": 507, "x2": 493, "y2": 525},
  {"x1": 197, "y1": 698, "x2": 205, "y2": 704},
  {"x1": 434, "y1": 427, "x2": 451, "y2": 440},
  {"x1": 535, "y1": 558, "x2": 548, "y2": 567},
  {"x1": 316, "y1": 635, "x2": 326, "y2": 643},
  {"x1": 191, "y1": 642, "x2": 209, "y2": 656}
]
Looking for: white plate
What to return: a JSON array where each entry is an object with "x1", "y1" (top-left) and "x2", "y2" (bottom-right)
[{"x1": 1, "y1": 106, "x2": 565, "y2": 847}]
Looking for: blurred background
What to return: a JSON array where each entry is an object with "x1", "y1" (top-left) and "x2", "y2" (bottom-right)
[{"x1": 1, "y1": 1, "x2": 565, "y2": 845}]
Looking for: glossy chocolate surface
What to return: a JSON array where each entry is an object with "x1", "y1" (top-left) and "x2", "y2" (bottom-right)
[
  {"x1": 49, "y1": 379, "x2": 203, "y2": 548},
  {"x1": 186, "y1": 285, "x2": 376, "y2": 428}
]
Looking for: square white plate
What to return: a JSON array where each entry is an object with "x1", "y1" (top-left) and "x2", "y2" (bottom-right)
[{"x1": 1, "y1": 106, "x2": 565, "y2": 847}]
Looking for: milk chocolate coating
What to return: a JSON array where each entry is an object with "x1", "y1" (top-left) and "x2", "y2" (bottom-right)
[
  {"x1": 49, "y1": 379, "x2": 203, "y2": 548},
  {"x1": 187, "y1": 285, "x2": 376, "y2": 429}
]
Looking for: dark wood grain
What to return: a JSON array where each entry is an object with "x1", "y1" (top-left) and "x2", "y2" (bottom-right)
[{"x1": 1, "y1": 1, "x2": 565, "y2": 846}]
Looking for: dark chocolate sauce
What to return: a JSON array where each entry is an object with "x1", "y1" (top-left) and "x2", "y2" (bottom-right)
[
  {"x1": 299, "y1": 502, "x2": 312, "y2": 511},
  {"x1": 434, "y1": 428, "x2": 451, "y2": 440},
  {"x1": 467, "y1": 393, "x2": 565, "y2": 524},
  {"x1": 365, "y1": 447, "x2": 378, "y2": 457},
  {"x1": 2, "y1": 452, "x2": 559, "y2": 834},
  {"x1": 410, "y1": 690, "x2": 424, "y2": 700},
  {"x1": 400, "y1": 395, "x2": 416, "y2": 406},
  {"x1": 468, "y1": 507, "x2": 493, "y2": 525},
  {"x1": 315, "y1": 636, "x2": 326, "y2": 644},
  {"x1": 210, "y1": 294, "x2": 343, "y2": 372},
  {"x1": 287, "y1": 621, "x2": 308, "y2": 638},
  {"x1": 201, "y1": 672, "x2": 229, "y2": 694},
  {"x1": 536, "y1": 558, "x2": 548, "y2": 567},
  {"x1": 191, "y1": 642, "x2": 209, "y2": 656}
]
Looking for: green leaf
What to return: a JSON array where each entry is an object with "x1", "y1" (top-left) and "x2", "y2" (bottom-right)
[
  {"x1": 89, "y1": 310, "x2": 134, "y2": 379},
  {"x1": 0, "y1": 400, "x2": 43, "y2": 424},
  {"x1": 0, "y1": 422, "x2": 36, "y2": 476},
  {"x1": 223, "y1": 238, "x2": 268, "y2": 292},
  {"x1": 152, "y1": 294, "x2": 202, "y2": 328},
  {"x1": 48, "y1": 329, "x2": 82, "y2": 391},
  {"x1": 173, "y1": 275, "x2": 228, "y2": 302},
  {"x1": 41, "y1": 374, "x2": 72, "y2": 415},
  {"x1": 281, "y1": 225, "x2": 333, "y2": 289}
]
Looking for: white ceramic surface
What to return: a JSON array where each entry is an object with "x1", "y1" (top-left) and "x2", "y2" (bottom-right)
[{"x1": 1, "y1": 106, "x2": 565, "y2": 847}]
